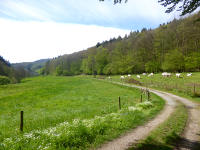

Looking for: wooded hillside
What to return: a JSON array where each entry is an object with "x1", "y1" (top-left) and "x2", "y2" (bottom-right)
[
  {"x1": 44, "y1": 12, "x2": 200, "y2": 76},
  {"x1": 0, "y1": 56, "x2": 30, "y2": 83},
  {"x1": 12, "y1": 59, "x2": 49, "y2": 75}
]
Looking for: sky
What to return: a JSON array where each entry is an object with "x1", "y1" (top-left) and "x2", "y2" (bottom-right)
[{"x1": 0, "y1": 0, "x2": 180, "y2": 63}]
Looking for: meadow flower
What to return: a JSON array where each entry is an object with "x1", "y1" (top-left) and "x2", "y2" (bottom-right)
[
  {"x1": 2, "y1": 101, "x2": 154, "y2": 150},
  {"x1": 136, "y1": 101, "x2": 153, "y2": 109}
]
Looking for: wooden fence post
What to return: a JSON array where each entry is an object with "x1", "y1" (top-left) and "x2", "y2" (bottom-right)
[
  {"x1": 147, "y1": 90, "x2": 151, "y2": 101},
  {"x1": 119, "y1": 96, "x2": 121, "y2": 110},
  {"x1": 20, "y1": 111, "x2": 23, "y2": 132},
  {"x1": 140, "y1": 94, "x2": 143, "y2": 102},
  {"x1": 194, "y1": 84, "x2": 196, "y2": 94}
]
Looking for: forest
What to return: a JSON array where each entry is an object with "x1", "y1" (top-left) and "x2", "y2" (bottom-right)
[
  {"x1": 0, "y1": 56, "x2": 30, "y2": 84},
  {"x1": 43, "y1": 12, "x2": 200, "y2": 76}
]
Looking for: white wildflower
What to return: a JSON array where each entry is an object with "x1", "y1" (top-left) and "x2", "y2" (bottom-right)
[{"x1": 128, "y1": 106, "x2": 142, "y2": 111}]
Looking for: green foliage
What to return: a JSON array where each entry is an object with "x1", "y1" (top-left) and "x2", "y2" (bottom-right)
[
  {"x1": 38, "y1": 67, "x2": 45, "y2": 75},
  {"x1": 162, "y1": 49, "x2": 185, "y2": 72},
  {"x1": 56, "y1": 65, "x2": 63, "y2": 76},
  {"x1": 63, "y1": 70, "x2": 72, "y2": 76},
  {"x1": 145, "y1": 61, "x2": 160, "y2": 73},
  {"x1": 0, "y1": 55, "x2": 25, "y2": 83},
  {"x1": 184, "y1": 52, "x2": 200, "y2": 71},
  {"x1": 0, "y1": 56, "x2": 12, "y2": 77},
  {"x1": 44, "y1": 12, "x2": 200, "y2": 75},
  {"x1": 95, "y1": 47, "x2": 108, "y2": 75},
  {"x1": 0, "y1": 76, "x2": 10, "y2": 85}
]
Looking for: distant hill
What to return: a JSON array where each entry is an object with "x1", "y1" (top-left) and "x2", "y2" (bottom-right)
[
  {"x1": 0, "y1": 56, "x2": 12, "y2": 77},
  {"x1": 0, "y1": 55, "x2": 30, "y2": 83},
  {"x1": 12, "y1": 59, "x2": 49, "y2": 75},
  {"x1": 44, "y1": 11, "x2": 200, "y2": 75}
]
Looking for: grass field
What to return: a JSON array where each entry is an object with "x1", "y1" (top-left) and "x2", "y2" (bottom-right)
[
  {"x1": 108, "y1": 72, "x2": 200, "y2": 103},
  {"x1": 0, "y1": 76, "x2": 164, "y2": 149}
]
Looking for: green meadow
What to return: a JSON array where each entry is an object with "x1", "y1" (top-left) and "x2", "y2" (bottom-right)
[
  {"x1": 0, "y1": 76, "x2": 164, "y2": 149},
  {"x1": 110, "y1": 72, "x2": 200, "y2": 102}
]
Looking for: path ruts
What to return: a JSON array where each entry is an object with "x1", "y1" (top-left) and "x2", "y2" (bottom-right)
[{"x1": 96, "y1": 81, "x2": 200, "y2": 150}]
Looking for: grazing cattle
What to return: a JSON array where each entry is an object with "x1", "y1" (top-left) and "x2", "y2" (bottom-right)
[
  {"x1": 120, "y1": 76, "x2": 125, "y2": 79},
  {"x1": 176, "y1": 73, "x2": 181, "y2": 78},
  {"x1": 162, "y1": 72, "x2": 166, "y2": 77},
  {"x1": 142, "y1": 73, "x2": 146, "y2": 75},
  {"x1": 162, "y1": 72, "x2": 171, "y2": 77},
  {"x1": 136, "y1": 75, "x2": 141, "y2": 79},
  {"x1": 148, "y1": 73, "x2": 154, "y2": 77},
  {"x1": 187, "y1": 73, "x2": 192, "y2": 77},
  {"x1": 128, "y1": 74, "x2": 131, "y2": 77}
]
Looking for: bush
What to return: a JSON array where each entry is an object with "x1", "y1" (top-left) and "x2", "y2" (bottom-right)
[
  {"x1": 192, "y1": 92, "x2": 200, "y2": 97},
  {"x1": 0, "y1": 76, "x2": 10, "y2": 85},
  {"x1": 125, "y1": 78, "x2": 142, "y2": 85}
]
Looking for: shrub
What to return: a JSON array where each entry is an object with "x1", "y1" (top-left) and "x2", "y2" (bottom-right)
[
  {"x1": 192, "y1": 92, "x2": 200, "y2": 97},
  {"x1": 0, "y1": 76, "x2": 10, "y2": 85},
  {"x1": 125, "y1": 78, "x2": 142, "y2": 85}
]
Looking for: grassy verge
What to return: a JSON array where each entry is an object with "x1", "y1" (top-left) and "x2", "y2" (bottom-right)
[
  {"x1": 0, "y1": 76, "x2": 165, "y2": 150},
  {"x1": 129, "y1": 103, "x2": 188, "y2": 150}
]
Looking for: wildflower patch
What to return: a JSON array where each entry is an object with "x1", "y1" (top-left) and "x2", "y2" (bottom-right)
[{"x1": 2, "y1": 101, "x2": 154, "y2": 150}]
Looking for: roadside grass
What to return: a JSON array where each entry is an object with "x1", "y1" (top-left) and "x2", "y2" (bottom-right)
[
  {"x1": 0, "y1": 76, "x2": 165, "y2": 149},
  {"x1": 129, "y1": 103, "x2": 188, "y2": 150},
  {"x1": 108, "y1": 72, "x2": 200, "y2": 103}
]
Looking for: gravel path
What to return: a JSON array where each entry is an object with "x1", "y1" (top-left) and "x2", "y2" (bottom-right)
[
  {"x1": 96, "y1": 81, "x2": 200, "y2": 150},
  {"x1": 168, "y1": 93, "x2": 200, "y2": 150}
]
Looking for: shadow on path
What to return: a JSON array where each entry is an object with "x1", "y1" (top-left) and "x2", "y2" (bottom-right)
[
  {"x1": 175, "y1": 137, "x2": 200, "y2": 150},
  {"x1": 129, "y1": 132, "x2": 200, "y2": 150}
]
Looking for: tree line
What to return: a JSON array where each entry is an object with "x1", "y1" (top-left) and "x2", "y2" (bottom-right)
[
  {"x1": 43, "y1": 12, "x2": 200, "y2": 76},
  {"x1": 0, "y1": 56, "x2": 30, "y2": 84}
]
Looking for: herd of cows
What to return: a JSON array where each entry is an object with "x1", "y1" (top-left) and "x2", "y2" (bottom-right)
[{"x1": 107, "y1": 72, "x2": 193, "y2": 80}]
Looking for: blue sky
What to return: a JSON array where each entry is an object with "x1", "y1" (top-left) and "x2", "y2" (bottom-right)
[{"x1": 0, "y1": 0, "x2": 180, "y2": 63}]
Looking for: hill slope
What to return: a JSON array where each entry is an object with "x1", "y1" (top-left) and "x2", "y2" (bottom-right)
[
  {"x1": 44, "y1": 12, "x2": 200, "y2": 75},
  {"x1": 0, "y1": 56, "x2": 12, "y2": 77},
  {"x1": 0, "y1": 55, "x2": 31, "y2": 83},
  {"x1": 12, "y1": 59, "x2": 49, "y2": 75}
]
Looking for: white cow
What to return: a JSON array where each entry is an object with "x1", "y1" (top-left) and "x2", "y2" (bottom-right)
[
  {"x1": 136, "y1": 75, "x2": 141, "y2": 79},
  {"x1": 162, "y1": 72, "x2": 171, "y2": 77},
  {"x1": 162, "y1": 72, "x2": 166, "y2": 77},
  {"x1": 187, "y1": 73, "x2": 192, "y2": 77},
  {"x1": 128, "y1": 74, "x2": 131, "y2": 77},
  {"x1": 142, "y1": 73, "x2": 147, "y2": 75},
  {"x1": 176, "y1": 73, "x2": 181, "y2": 78},
  {"x1": 120, "y1": 76, "x2": 125, "y2": 79},
  {"x1": 148, "y1": 73, "x2": 154, "y2": 77}
]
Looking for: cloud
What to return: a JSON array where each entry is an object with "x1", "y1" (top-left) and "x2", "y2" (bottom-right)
[
  {"x1": 0, "y1": 0, "x2": 182, "y2": 63},
  {"x1": 0, "y1": 0, "x2": 180, "y2": 29},
  {"x1": 0, "y1": 19, "x2": 130, "y2": 63}
]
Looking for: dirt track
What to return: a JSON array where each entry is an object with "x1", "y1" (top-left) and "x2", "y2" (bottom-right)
[{"x1": 97, "y1": 81, "x2": 200, "y2": 150}]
